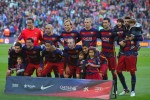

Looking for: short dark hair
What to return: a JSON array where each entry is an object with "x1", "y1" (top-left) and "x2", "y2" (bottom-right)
[
  {"x1": 82, "y1": 43, "x2": 90, "y2": 47},
  {"x1": 117, "y1": 18, "x2": 124, "y2": 24},
  {"x1": 15, "y1": 42, "x2": 22, "y2": 48},
  {"x1": 27, "y1": 18, "x2": 34, "y2": 23},
  {"x1": 103, "y1": 18, "x2": 111, "y2": 23},
  {"x1": 27, "y1": 38, "x2": 34, "y2": 43},
  {"x1": 45, "y1": 40, "x2": 53, "y2": 45},
  {"x1": 124, "y1": 16, "x2": 131, "y2": 19}
]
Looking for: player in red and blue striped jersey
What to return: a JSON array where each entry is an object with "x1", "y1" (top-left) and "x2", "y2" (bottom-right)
[
  {"x1": 117, "y1": 19, "x2": 143, "y2": 97},
  {"x1": 23, "y1": 38, "x2": 43, "y2": 77},
  {"x1": 60, "y1": 19, "x2": 81, "y2": 47},
  {"x1": 42, "y1": 24, "x2": 63, "y2": 48},
  {"x1": 6, "y1": 42, "x2": 26, "y2": 77},
  {"x1": 42, "y1": 24, "x2": 63, "y2": 77},
  {"x1": 80, "y1": 18, "x2": 99, "y2": 47},
  {"x1": 63, "y1": 38, "x2": 82, "y2": 78},
  {"x1": 98, "y1": 18, "x2": 118, "y2": 94},
  {"x1": 41, "y1": 41, "x2": 64, "y2": 78}
]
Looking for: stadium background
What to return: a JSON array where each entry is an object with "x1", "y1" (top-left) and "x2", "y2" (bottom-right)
[{"x1": 0, "y1": 0, "x2": 150, "y2": 100}]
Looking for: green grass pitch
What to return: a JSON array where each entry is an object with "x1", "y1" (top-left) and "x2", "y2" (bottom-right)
[{"x1": 0, "y1": 44, "x2": 150, "y2": 100}]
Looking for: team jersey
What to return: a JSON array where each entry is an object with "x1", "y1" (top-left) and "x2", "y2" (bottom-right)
[
  {"x1": 60, "y1": 30, "x2": 81, "y2": 46},
  {"x1": 42, "y1": 33, "x2": 61, "y2": 47},
  {"x1": 123, "y1": 40, "x2": 138, "y2": 56},
  {"x1": 80, "y1": 28, "x2": 98, "y2": 47},
  {"x1": 86, "y1": 58, "x2": 100, "y2": 75},
  {"x1": 18, "y1": 28, "x2": 43, "y2": 46},
  {"x1": 8, "y1": 47, "x2": 25, "y2": 70},
  {"x1": 42, "y1": 48, "x2": 63, "y2": 63},
  {"x1": 63, "y1": 45, "x2": 82, "y2": 66},
  {"x1": 22, "y1": 46, "x2": 42, "y2": 64},
  {"x1": 99, "y1": 29, "x2": 116, "y2": 57}
]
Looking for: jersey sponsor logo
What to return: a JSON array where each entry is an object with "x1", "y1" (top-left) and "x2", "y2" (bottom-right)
[
  {"x1": 82, "y1": 37, "x2": 92, "y2": 41},
  {"x1": 41, "y1": 85, "x2": 54, "y2": 90},
  {"x1": 102, "y1": 37, "x2": 109, "y2": 42}
]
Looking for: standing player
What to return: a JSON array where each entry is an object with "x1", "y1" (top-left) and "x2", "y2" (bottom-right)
[
  {"x1": 80, "y1": 18, "x2": 99, "y2": 47},
  {"x1": 23, "y1": 38, "x2": 43, "y2": 77},
  {"x1": 117, "y1": 19, "x2": 143, "y2": 97},
  {"x1": 41, "y1": 41, "x2": 64, "y2": 78},
  {"x1": 63, "y1": 38, "x2": 82, "y2": 78},
  {"x1": 42, "y1": 24, "x2": 63, "y2": 77},
  {"x1": 17, "y1": 18, "x2": 43, "y2": 46},
  {"x1": 98, "y1": 18, "x2": 118, "y2": 94},
  {"x1": 6, "y1": 42, "x2": 25, "y2": 76},
  {"x1": 42, "y1": 24, "x2": 63, "y2": 47},
  {"x1": 60, "y1": 19, "x2": 81, "y2": 47}
]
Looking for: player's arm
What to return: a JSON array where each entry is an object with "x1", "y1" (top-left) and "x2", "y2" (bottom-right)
[
  {"x1": 76, "y1": 31, "x2": 81, "y2": 43},
  {"x1": 8, "y1": 48, "x2": 13, "y2": 70},
  {"x1": 88, "y1": 59, "x2": 101, "y2": 68}
]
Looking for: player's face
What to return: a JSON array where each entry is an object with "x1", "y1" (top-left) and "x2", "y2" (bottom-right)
[
  {"x1": 26, "y1": 40, "x2": 33, "y2": 49},
  {"x1": 79, "y1": 54, "x2": 84, "y2": 60},
  {"x1": 67, "y1": 39, "x2": 75, "y2": 49},
  {"x1": 84, "y1": 19, "x2": 92, "y2": 29},
  {"x1": 15, "y1": 46, "x2": 21, "y2": 53},
  {"x1": 124, "y1": 19, "x2": 130, "y2": 26},
  {"x1": 17, "y1": 57, "x2": 22, "y2": 64},
  {"x1": 64, "y1": 21, "x2": 72, "y2": 32},
  {"x1": 45, "y1": 43, "x2": 52, "y2": 51},
  {"x1": 89, "y1": 50, "x2": 95, "y2": 57},
  {"x1": 45, "y1": 25, "x2": 53, "y2": 34},
  {"x1": 27, "y1": 20, "x2": 34, "y2": 29},
  {"x1": 117, "y1": 21, "x2": 122, "y2": 27},
  {"x1": 102, "y1": 20, "x2": 110, "y2": 30},
  {"x1": 82, "y1": 46, "x2": 88, "y2": 54}
]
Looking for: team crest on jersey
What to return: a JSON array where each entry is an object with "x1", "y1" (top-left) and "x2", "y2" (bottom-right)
[
  {"x1": 52, "y1": 38, "x2": 56, "y2": 40},
  {"x1": 71, "y1": 33, "x2": 75, "y2": 36}
]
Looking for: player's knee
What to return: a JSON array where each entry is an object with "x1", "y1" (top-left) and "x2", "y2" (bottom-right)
[
  {"x1": 130, "y1": 71, "x2": 135, "y2": 75},
  {"x1": 6, "y1": 70, "x2": 11, "y2": 76}
]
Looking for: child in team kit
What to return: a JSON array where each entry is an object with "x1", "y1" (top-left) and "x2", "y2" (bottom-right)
[
  {"x1": 85, "y1": 47, "x2": 102, "y2": 80},
  {"x1": 76, "y1": 51, "x2": 86, "y2": 79},
  {"x1": 10, "y1": 56, "x2": 25, "y2": 76}
]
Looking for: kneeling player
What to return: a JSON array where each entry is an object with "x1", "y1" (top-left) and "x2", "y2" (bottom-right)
[{"x1": 41, "y1": 41, "x2": 64, "y2": 78}]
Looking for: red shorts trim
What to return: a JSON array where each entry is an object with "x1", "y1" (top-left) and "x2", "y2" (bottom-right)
[
  {"x1": 107, "y1": 57, "x2": 117, "y2": 70},
  {"x1": 117, "y1": 55, "x2": 137, "y2": 72}
]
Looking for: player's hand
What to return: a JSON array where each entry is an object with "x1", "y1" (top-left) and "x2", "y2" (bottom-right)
[
  {"x1": 37, "y1": 67, "x2": 42, "y2": 73},
  {"x1": 65, "y1": 66, "x2": 70, "y2": 75},
  {"x1": 119, "y1": 41, "x2": 126, "y2": 47}
]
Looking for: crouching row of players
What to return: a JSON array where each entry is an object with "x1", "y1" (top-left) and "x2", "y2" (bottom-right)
[{"x1": 6, "y1": 38, "x2": 108, "y2": 79}]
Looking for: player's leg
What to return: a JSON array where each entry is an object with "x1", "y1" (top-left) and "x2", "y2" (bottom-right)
[
  {"x1": 52, "y1": 66, "x2": 59, "y2": 78},
  {"x1": 108, "y1": 57, "x2": 118, "y2": 94},
  {"x1": 76, "y1": 67, "x2": 81, "y2": 79},
  {"x1": 24, "y1": 63, "x2": 35, "y2": 76},
  {"x1": 117, "y1": 55, "x2": 129, "y2": 95},
  {"x1": 41, "y1": 62, "x2": 53, "y2": 77},
  {"x1": 126, "y1": 55, "x2": 137, "y2": 97},
  {"x1": 99, "y1": 63, "x2": 108, "y2": 80},
  {"x1": 55, "y1": 62, "x2": 64, "y2": 78}
]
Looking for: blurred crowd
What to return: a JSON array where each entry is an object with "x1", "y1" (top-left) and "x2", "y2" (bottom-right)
[{"x1": 0, "y1": 0, "x2": 150, "y2": 39}]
